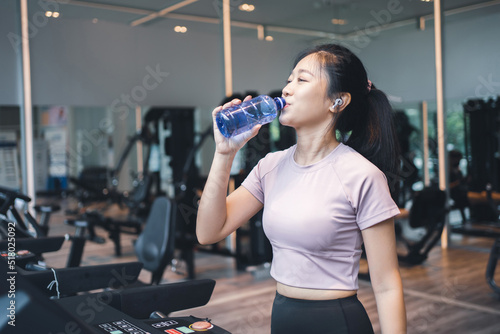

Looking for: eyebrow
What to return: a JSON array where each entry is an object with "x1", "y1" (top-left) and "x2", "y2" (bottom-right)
[
  {"x1": 290, "y1": 69, "x2": 315, "y2": 77},
  {"x1": 298, "y1": 69, "x2": 314, "y2": 76}
]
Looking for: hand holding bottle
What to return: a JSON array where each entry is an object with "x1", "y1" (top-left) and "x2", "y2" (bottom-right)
[{"x1": 212, "y1": 95, "x2": 262, "y2": 156}]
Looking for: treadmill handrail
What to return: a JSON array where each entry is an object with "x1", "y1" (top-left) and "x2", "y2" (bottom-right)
[
  {"x1": 0, "y1": 236, "x2": 65, "y2": 254},
  {"x1": 108, "y1": 279, "x2": 216, "y2": 319},
  {"x1": 21, "y1": 261, "x2": 144, "y2": 296}
]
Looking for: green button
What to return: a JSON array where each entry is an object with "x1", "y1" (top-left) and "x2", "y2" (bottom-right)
[{"x1": 176, "y1": 326, "x2": 195, "y2": 333}]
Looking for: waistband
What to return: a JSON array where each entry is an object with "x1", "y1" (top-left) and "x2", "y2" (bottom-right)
[{"x1": 274, "y1": 291, "x2": 358, "y2": 306}]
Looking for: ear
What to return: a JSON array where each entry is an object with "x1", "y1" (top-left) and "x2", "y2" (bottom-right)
[{"x1": 329, "y1": 92, "x2": 351, "y2": 113}]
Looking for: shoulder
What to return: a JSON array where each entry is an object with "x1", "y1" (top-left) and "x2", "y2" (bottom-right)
[
  {"x1": 254, "y1": 145, "x2": 294, "y2": 177},
  {"x1": 332, "y1": 144, "x2": 384, "y2": 180},
  {"x1": 332, "y1": 145, "x2": 398, "y2": 225},
  {"x1": 330, "y1": 144, "x2": 389, "y2": 200}
]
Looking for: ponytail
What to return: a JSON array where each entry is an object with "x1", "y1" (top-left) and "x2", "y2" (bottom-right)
[{"x1": 344, "y1": 85, "x2": 400, "y2": 179}]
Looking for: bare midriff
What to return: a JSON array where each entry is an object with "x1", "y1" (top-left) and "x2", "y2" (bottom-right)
[{"x1": 276, "y1": 282, "x2": 357, "y2": 300}]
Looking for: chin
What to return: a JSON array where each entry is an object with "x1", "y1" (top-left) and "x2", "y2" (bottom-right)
[
  {"x1": 278, "y1": 114, "x2": 291, "y2": 127},
  {"x1": 278, "y1": 116, "x2": 294, "y2": 128}
]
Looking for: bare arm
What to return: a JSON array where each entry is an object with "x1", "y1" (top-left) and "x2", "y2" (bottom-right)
[
  {"x1": 196, "y1": 152, "x2": 263, "y2": 244},
  {"x1": 196, "y1": 97, "x2": 264, "y2": 245},
  {"x1": 362, "y1": 218, "x2": 407, "y2": 334}
]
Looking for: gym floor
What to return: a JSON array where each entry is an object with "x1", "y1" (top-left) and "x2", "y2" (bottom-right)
[{"x1": 40, "y1": 199, "x2": 500, "y2": 334}]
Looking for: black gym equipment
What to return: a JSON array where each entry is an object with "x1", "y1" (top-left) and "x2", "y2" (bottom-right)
[
  {"x1": 69, "y1": 118, "x2": 158, "y2": 214},
  {"x1": 133, "y1": 196, "x2": 177, "y2": 285},
  {"x1": 395, "y1": 186, "x2": 447, "y2": 265},
  {"x1": 20, "y1": 262, "x2": 143, "y2": 297},
  {"x1": 457, "y1": 97, "x2": 500, "y2": 225},
  {"x1": 77, "y1": 195, "x2": 181, "y2": 283},
  {"x1": 1, "y1": 260, "x2": 98, "y2": 334},
  {"x1": 0, "y1": 230, "x2": 143, "y2": 294},
  {"x1": 33, "y1": 203, "x2": 61, "y2": 236},
  {"x1": 451, "y1": 97, "x2": 500, "y2": 261},
  {"x1": 463, "y1": 97, "x2": 500, "y2": 194},
  {"x1": 0, "y1": 259, "x2": 230, "y2": 333},
  {"x1": 0, "y1": 186, "x2": 91, "y2": 269},
  {"x1": 160, "y1": 107, "x2": 200, "y2": 279},
  {"x1": 0, "y1": 186, "x2": 45, "y2": 238}
]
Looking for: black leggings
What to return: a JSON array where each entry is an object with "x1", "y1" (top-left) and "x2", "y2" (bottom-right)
[{"x1": 271, "y1": 292, "x2": 374, "y2": 334}]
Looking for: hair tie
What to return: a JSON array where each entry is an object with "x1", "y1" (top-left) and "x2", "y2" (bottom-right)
[{"x1": 367, "y1": 80, "x2": 373, "y2": 93}]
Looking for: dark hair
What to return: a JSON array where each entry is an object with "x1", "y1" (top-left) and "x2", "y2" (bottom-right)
[{"x1": 293, "y1": 44, "x2": 400, "y2": 179}]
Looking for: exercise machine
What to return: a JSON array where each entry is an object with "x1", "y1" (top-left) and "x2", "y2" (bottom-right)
[
  {"x1": 0, "y1": 186, "x2": 91, "y2": 268},
  {"x1": 395, "y1": 186, "x2": 447, "y2": 265},
  {"x1": 0, "y1": 258, "x2": 230, "y2": 333}
]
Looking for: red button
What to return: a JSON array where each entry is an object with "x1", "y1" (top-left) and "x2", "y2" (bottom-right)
[
  {"x1": 191, "y1": 321, "x2": 213, "y2": 330},
  {"x1": 165, "y1": 329, "x2": 183, "y2": 334}
]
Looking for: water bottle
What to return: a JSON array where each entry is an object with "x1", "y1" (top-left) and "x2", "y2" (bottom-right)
[{"x1": 216, "y1": 95, "x2": 286, "y2": 138}]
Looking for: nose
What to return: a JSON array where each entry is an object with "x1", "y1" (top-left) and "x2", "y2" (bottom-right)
[{"x1": 282, "y1": 84, "x2": 291, "y2": 97}]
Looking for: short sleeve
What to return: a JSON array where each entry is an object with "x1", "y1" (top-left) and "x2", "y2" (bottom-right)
[
  {"x1": 241, "y1": 162, "x2": 264, "y2": 204},
  {"x1": 355, "y1": 169, "x2": 400, "y2": 230}
]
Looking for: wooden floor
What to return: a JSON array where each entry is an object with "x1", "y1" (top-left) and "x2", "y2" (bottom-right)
[{"x1": 39, "y1": 201, "x2": 500, "y2": 334}]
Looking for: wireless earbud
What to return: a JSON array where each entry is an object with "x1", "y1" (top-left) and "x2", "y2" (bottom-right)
[{"x1": 331, "y1": 98, "x2": 343, "y2": 110}]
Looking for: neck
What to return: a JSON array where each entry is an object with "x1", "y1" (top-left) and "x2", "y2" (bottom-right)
[{"x1": 294, "y1": 131, "x2": 339, "y2": 166}]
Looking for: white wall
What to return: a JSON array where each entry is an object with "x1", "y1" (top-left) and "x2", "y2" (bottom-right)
[{"x1": 17, "y1": 6, "x2": 304, "y2": 109}]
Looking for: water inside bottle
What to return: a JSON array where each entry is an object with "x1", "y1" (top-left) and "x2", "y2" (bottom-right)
[{"x1": 216, "y1": 96, "x2": 279, "y2": 138}]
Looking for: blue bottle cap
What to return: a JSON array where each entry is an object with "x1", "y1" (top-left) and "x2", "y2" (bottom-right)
[{"x1": 274, "y1": 97, "x2": 286, "y2": 110}]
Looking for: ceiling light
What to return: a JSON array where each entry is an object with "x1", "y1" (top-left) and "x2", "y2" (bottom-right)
[
  {"x1": 331, "y1": 18, "x2": 347, "y2": 25},
  {"x1": 265, "y1": 36, "x2": 273, "y2": 41},
  {"x1": 92, "y1": 18, "x2": 98, "y2": 24},
  {"x1": 174, "y1": 26, "x2": 187, "y2": 33},
  {"x1": 239, "y1": 4, "x2": 255, "y2": 12},
  {"x1": 46, "y1": 11, "x2": 60, "y2": 18},
  {"x1": 421, "y1": 0, "x2": 433, "y2": 2}
]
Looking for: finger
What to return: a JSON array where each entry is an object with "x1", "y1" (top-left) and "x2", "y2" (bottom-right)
[
  {"x1": 212, "y1": 105, "x2": 223, "y2": 117},
  {"x1": 223, "y1": 98, "x2": 241, "y2": 109},
  {"x1": 220, "y1": 101, "x2": 233, "y2": 111},
  {"x1": 243, "y1": 95, "x2": 252, "y2": 102},
  {"x1": 247, "y1": 124, "x2": 262, "y2": 139},
  {"x1": 231, "y1": 123, "x2": 261, "y2": 143}
]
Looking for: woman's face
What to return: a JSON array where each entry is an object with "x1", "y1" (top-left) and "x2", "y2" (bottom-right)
[{"x1": 280, "y1": 54, "x2": 333, "y2": 131}]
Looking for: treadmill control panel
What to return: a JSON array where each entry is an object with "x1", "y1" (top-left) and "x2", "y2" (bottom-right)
[
  {"x1": 95, "y1": 316, "x2": 225, "y2": 334},
  {"x1": 97, "y1": 319, "x2": 151, "y2": 334}
]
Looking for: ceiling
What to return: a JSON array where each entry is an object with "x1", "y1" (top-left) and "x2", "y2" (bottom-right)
[{"x1": 32, "y1": 0, "x2": 500, "y2": 40}]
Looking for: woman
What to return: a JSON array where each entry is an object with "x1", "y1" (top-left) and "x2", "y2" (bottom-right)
[{"x1": 197, "y1": 44, "x2": 407, "y2": 334}]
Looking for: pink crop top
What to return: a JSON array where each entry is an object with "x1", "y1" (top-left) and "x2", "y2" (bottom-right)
[{"x1": 241, "y1": 143, "x2": 400, "y2": 290}]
